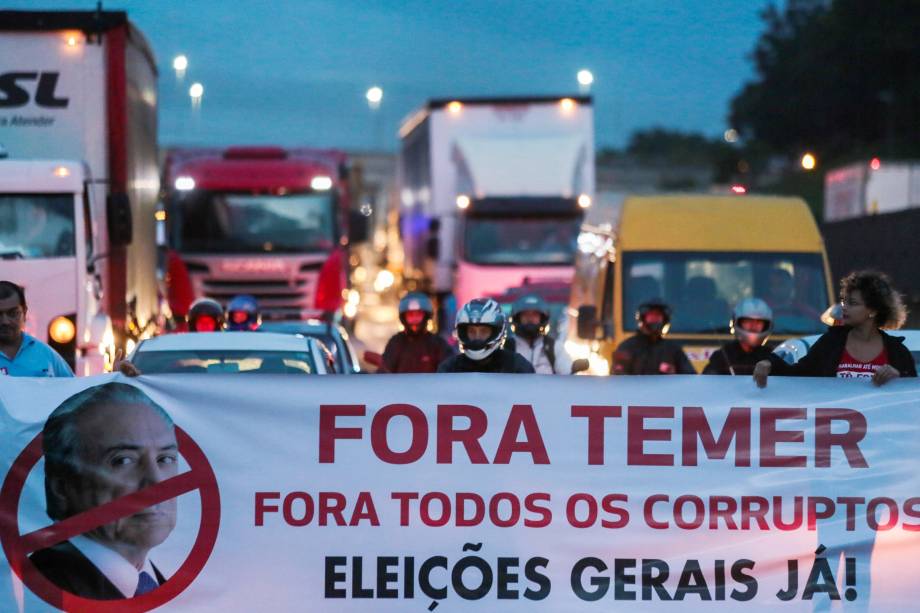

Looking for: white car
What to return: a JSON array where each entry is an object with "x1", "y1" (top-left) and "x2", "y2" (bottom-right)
[
  {"x1": 129, "y1": 332, "x2": 333, "y2": 374},
  {"x1": 773, "y1": 329, "x2": 920, "y2": 367}
]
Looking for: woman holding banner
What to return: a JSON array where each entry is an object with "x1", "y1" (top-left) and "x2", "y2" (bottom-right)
[{"x1": 753, "y1": 270, "x2": 916, "y2": 387}]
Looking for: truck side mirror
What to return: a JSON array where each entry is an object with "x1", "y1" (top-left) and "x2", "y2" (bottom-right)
[
  {"x1": 106, "y1": 193, "x2": 133, "y2": 246},
  {"x1": 571, "y1": 358, "x2": 589, "y2": 374},
  {"x1": 348, "y1": 210, "x2": 369, "y2": 243},
  {"x1": 576, "y1": 304, "x2": 598, "y2": 340}
]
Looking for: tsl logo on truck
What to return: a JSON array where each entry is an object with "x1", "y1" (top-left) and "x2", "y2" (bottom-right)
[{"x1": 0, "y1": 72, "x2": 69, "y2": 108}]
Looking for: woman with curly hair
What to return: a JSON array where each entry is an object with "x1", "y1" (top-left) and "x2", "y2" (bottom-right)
[{"x1": 753, "y1": 270, "x2": 916, "y2": 386}]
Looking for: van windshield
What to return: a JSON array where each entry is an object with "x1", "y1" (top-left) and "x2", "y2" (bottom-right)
[
  {"x1": 463, "y1": 217, "x2": 580, "y2": 265},
  {"x1": 622, "y1": 251, "x2": 830, "y2": 335},
  {"x1": 0, "y1": 194, "x2": 75, "y2": 259},
  {"x1": 172, "y1": 191, "x2": 336, "y2": 254}
]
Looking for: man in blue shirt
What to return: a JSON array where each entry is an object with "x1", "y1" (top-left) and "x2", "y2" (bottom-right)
[{"x1": 0, "y1": 281, "x2": 73, "y2": 377}]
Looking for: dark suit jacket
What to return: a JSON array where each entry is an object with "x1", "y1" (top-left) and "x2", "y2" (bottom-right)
[{"x1": 29, "y1": 541, "x2": 165, "y2": 600}]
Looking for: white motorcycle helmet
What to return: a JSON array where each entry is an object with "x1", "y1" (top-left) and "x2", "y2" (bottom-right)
[
  {"x1": 455, "y1": 298, "x2": 507, "y2": 361},
  {"x1": 731, "y1": 297, "x2": 773, "y2": 348}
]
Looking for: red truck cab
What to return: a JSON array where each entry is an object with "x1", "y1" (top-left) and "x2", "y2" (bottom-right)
[{"x1": 157, "y1": 146, "x2": 359, "y2": 326}]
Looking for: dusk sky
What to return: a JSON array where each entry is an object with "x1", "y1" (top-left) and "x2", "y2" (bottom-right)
[{"x1": 7, "y1": 0, "x2": 774, "y2": 150}]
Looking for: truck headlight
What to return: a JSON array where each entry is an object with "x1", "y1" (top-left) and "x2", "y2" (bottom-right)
[{"x1": 49, "y1": 316, "x2": 76, "y2": 344}]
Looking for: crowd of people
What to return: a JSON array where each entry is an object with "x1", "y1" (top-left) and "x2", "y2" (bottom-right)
[{"x1": 1, "y1": 269, "x2": 915, "y2": 385}]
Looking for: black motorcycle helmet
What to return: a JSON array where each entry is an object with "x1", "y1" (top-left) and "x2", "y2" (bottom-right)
[
  {"x1": 510, "y1": 294, "x2": 550, "y2": 341},
  {"x1": 635, "y1": 298, "x2": 671, "y2": 338},
  {"x1": 187, "y1": 298, "x2": 225, "y2": 332}
]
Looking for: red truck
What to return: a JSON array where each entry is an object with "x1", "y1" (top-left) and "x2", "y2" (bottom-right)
[{"x1": 157, "y1": 146, "x2": 365, "y2": 326}]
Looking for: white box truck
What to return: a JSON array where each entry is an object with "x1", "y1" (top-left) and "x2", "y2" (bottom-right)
[
  {"x1": 0, "y1": 10, "x2": 159, "y2": 374},
  {"x1": 824, "y1": 159, "x2": 920, "y2": 222},
  {"x1": 398, "y1": 95, "x2": 595, "y2": 320}
]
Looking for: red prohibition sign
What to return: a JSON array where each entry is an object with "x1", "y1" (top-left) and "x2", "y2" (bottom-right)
[{"x1": 0, "y1": 428, "x2": 221, "y2": 612}]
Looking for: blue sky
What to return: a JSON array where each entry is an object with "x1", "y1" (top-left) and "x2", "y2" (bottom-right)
[{"x1": 6, "y1": 0, "x2": 774, "y2": 150}]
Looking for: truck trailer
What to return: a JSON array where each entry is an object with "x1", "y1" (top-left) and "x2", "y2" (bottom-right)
[
  {"x1": 398, "y1": 95, "x2": 595, "y2": 321},
  {"x1": 824, "y1": 159, "x2": 920, "y2": 222},
  {"x1": 0, "y1": 10, "x2": 159, "y2": 374},
  {"x1": 158, "y1": 146, "x2": 363, "y2": 325}
]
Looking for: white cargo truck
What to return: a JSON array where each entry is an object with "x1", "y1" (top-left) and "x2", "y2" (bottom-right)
[
  {"x1": 824, "y1": 159, "x2": 920, "y2": 222},
  {"x1": 0, "y1": 10, "x2": 159, "y2": 374},
  {"x1": 398, "y1": 95, "x2": 595, "y2": 321}
]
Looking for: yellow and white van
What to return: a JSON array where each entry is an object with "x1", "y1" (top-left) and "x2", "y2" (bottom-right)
[{"x1": 566, "y1": 195, "x2": 835, "y2": 373}]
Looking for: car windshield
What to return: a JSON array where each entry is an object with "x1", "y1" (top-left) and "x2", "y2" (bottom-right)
[
  {"x1": 622, "y1": 251, "x2": 830, "y2": 335},
  {"x1": 172, "y1": 191, "x2": 336, "y2": 254},
  {"x1": 0, "y1": 194, "x2": 75, "y2": 259},
  {"x1": 463, "y1": 217, "x2": 580, "y2": 265},
  {"x1": 257, "y1": 323, "x2": 347, "y2": 371},
  {"x1": 133, "y1": 350, "x2": 315, "y2": 374}
]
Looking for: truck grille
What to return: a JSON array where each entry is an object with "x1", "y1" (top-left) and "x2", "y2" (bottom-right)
[{"x1": 201, "y1": 276, "x2": 317, "y2": 320}]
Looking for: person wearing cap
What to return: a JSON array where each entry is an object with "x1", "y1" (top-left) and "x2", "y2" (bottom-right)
[
  {"x1": 610, "y1": 298, "x2": 695, "y2": 375},
  {"x1": 703, "y1": 297, "x2": 775, "y2": 375},
  {"x1": 507, "y1": 294, "x2": 572, "y2": 375},
  {"x1": 226, "y1": 294, "x2": 261, "y2": 331},
  {"x1": 0, "y1": 280, "x2": 73, "y2": 377},
  {"x1": 381, "y1": 292, "x2": 454, "y2": 373},
  {"x1": 437, "y1": 298, "x2": 534, "y2": 373}
]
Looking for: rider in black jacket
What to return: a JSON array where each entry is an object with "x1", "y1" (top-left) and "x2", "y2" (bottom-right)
[
  {"x1": 382, "y1": 293, "x2": 454, "y2": 373},
  {"x1": 437, "y1": 298, "x2": 534, "y2": 374},
  {"x1": 703, "y1": 297, "x2": 774, "y2": 375},
  {"x1": 611, "y1": 298, "x2": 695, "y2": 375}
]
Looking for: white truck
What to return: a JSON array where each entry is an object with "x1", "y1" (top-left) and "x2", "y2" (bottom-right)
[
  {"x1": 824, "y1": 159, "x2": 920, "y2": 222},
  {"x1": 0, "y1": 10, "x2": 159, "y2": 374},
  {"x1": 398, "y1": 95, "x2": 595, "y2": 322}
]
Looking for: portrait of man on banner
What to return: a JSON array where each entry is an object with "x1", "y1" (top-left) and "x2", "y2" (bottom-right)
[{"x1": 29, "y1": 382, "x2": 178, "y2": 600}]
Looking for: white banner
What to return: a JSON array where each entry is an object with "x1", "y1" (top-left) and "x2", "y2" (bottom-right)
[{"x1": 1, "y1": 374, "x2": 919, "y2": 612}]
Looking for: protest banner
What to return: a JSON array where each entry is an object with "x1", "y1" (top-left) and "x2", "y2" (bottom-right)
[{"x1": 1, "y1": 374, "x2": 918, "y2": 611}]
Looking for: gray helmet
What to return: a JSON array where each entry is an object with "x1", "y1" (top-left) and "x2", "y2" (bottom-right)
[
  {"x1": 455, "y1": 298, "x2": 507, "y2": 361},
  {"x1": 511, "y1": 294, "x2": 550, "y2": 338},
  {"x1": 398, "y1": 292, "x2": 434, "y2": 333},
  {"x1": 731, "y1": 297, "x2": 773, "y2": 347}
]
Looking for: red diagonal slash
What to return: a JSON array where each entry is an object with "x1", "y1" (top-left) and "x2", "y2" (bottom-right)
[{"x1": 19, "y1": 470, "x2": 204, "y2": 555}]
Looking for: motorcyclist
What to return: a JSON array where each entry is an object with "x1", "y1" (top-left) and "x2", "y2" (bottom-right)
[
  {"x1": 507, "y1": 294, "x2": 573, "y2": 374},
  {"x1": 703, "y1": 297, "x2": 774, "y2": 375},
  {"x1": 226, "y1": 294, "x2": 261, "y2": 331},
  {"x1": 610, "y1": 298, "x2": 695, "y2": 375},
  {"x1": 381, "y1": 292, "x2": 454, "y2": 373},
  {"x1": 187, "y1": 298, "x2": 225, "y2": 333},
  {"x1": 437, "y1": 298, "x2": 535, "y2": 373}
]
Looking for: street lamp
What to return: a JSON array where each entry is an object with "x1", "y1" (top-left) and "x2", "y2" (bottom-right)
[
  {"x1": 173, "y1": 54, "x2": 188, "y2": 80},
  {"x1": 577, "y1": 69, "x2": 594, "y2": 94},
  {"x1": 366, "y1": 86, "x2": 383, "y2": 110},
  {"x1": 800, "y1": 152, "x2": 816, "y2": 171},
  {"x1": 189, "y1": 82, "x2": 204, "y2": 109}
]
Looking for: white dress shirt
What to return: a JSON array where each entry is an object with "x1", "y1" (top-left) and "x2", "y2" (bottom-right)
[{"x1": 70, "y1": 534, "x2": 158, "y2": 597}]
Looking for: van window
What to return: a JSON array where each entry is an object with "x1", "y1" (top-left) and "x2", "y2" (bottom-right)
[{"x1": 623, "y1": 251, "x2": 828, "y2": 335}]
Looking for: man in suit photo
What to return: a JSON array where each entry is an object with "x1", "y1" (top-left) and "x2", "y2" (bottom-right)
[{"x1": 29, "y1": 382, "x2": 178, "y2": 600}]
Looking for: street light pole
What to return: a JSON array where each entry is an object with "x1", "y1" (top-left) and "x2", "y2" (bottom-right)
[
  {"x1": 577, "y1": 69, "x2": 594, "y2": 95},
  {"x1": 173, "y1": 54, "x2": 188, "y2": 81},
  {"x1": 366, "y1": 86, "x2": 384, "y2": 150}
]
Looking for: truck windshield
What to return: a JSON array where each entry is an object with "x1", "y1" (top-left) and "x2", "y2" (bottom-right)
[
  {"x1": 463, "y1": 217, "x2": 580, "y2": 265},
  {"x1": 173, "y1": 191, "x2": 336, "y2": 254},
  {"x1": 622, "y1": 251, "x2": 830, "y2": 335},
  {"x1": 0, "y1": 194, "x2": 75, "y2": 260}
]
